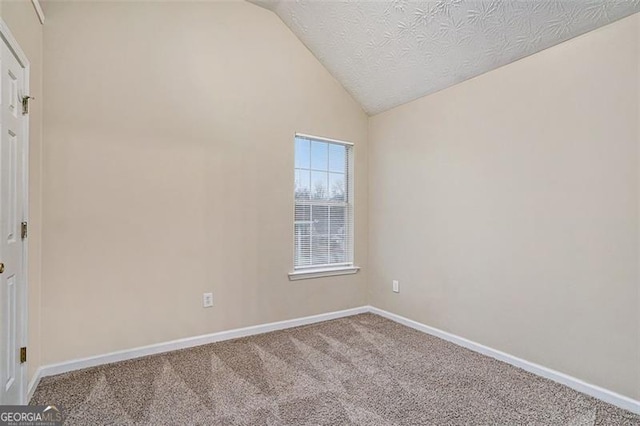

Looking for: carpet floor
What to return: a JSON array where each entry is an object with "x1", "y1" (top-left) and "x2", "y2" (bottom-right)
[{"x1": 31, "y1": 313, "x2": 640, "y2": 425}]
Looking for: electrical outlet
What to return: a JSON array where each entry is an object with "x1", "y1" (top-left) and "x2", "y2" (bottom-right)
[
  {"x1": 203, "y1": 292, "x2": 213, "y2": 308},
  {"x1": 392, "y1": 280, "x2": 399, "y2": 293}
]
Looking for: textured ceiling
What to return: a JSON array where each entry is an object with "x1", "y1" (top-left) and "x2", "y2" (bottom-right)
[{"x1": 255, "y1": 0, "x2": 640, "y2": 115}]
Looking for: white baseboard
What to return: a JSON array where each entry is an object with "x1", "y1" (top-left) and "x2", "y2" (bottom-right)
[
  {"x1": 26, "y1": 305, "x2": 368, "y2": 402},
  {"x1": 368, "y1": 306, "x2": 640, "y2": 415},
  {"x1": 26, "y1": 366, "x2": 43, "y2": 403},
  {"x1": 27, "y1": 304, "x2": 640, "y2": 416}
]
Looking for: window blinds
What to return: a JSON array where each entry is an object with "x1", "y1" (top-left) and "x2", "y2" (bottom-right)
[{"x1": 294, "y1": 134, "x2": 354, "y2": 270}]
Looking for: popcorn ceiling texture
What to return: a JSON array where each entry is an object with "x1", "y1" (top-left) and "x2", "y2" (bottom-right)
[
  {"x1": 31, "y1": 314, "x2": 640, "y2": 425},
  {"x1": 260, "y1": 0, "x2": 640, "y2": 114}
]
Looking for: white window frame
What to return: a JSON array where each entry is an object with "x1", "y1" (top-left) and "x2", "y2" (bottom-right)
[{"x1": 289, "y1": 133, "x2": 359, "y2": 280}]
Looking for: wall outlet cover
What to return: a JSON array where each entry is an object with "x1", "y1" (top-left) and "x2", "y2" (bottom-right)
[{"x1": 203, "y1": 292, "x2": 213, "y2": 308}]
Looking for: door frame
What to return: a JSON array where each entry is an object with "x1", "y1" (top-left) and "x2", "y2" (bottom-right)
[{"x1": 0, "y1": 17, "x2": 30, "y2": 405}]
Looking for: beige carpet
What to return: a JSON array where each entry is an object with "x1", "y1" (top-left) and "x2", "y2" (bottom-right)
[{"x1": 31, "y1": 313, "x2": 639, "y2": 425}]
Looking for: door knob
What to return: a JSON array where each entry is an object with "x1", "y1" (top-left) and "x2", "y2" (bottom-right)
[{"x1": 0, "y1": 263, "x2": 4, "y2": 273}]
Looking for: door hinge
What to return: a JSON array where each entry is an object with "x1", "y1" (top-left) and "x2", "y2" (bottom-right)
[
  {"x1": 21, "y1": 222, "x2": 27, "y2": 240},
  {"x1": 21, "y1": 95, "x2": 34, "y2": 115},
  {"x1": 20, "y1": 347, "x2": 26, "y2": 364}
]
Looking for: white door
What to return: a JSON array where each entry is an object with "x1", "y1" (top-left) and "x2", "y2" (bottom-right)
[{"x1": 0, "y1": 35, "x2": 28, "y2": 405}]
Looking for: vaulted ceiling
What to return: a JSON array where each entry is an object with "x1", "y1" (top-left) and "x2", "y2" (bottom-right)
[{"x1": 254, "y1": 0, "x2": 640, "y2": 115}]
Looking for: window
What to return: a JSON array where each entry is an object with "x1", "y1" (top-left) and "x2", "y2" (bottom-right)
[{"x1": 290, "y1": 133, "x2": 358, "y2": 280}]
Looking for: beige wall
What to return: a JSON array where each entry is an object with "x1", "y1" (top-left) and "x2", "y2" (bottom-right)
[
  {"x1": 0, "y1": 0, "x2": 43, "y2": 384},
  {"x1": 41, "y1": 0, "x2": 368, "y2": 365},
  {"x1": 369, "y1": 14, "x2": 640, "y2": 399}
]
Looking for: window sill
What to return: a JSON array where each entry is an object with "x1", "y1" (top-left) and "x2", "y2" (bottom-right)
[{"x1": 288, "y1": 266, "x2": 360, "y2": 281}]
